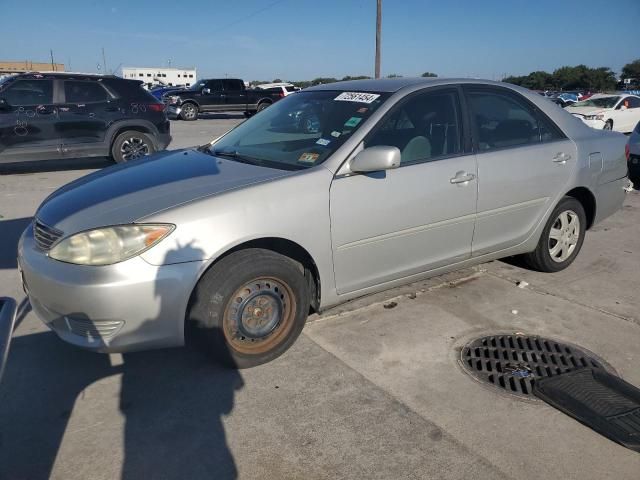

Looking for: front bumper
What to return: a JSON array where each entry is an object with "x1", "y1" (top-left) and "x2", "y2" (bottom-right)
[
  {"x1": 17, "y1": 225, "x2": 203, "y2": 353},
  {"x1": 156, "y1": 132, "x2": 172, "y2": 150},
  {"x1": 166, "y1": 105, "x2": 181, "y2": 119}
]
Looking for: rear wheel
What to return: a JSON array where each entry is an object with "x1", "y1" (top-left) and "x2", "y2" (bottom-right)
[
  {"x1": 523, "y1": 196, "x2": 586, "y2": 272},
  {"x1": 187, "y1": 249, "x2": 309, "y2": 369},
  {"x1": 180, "y1": 102, "x2": 198, "y2": 121},
  {"x1": 111, "y1": 130, "x2": 155, "y2": 163},
  {"x1": 257, "y1": 101, "x2": 271, "y2": 112}
]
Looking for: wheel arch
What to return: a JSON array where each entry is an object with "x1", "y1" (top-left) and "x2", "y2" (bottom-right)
[
  {"x1": 565, "y1": 186, "x2": 596, "y2": 229},
  {"x1": 107, "y1": 120, "x2": 158, "y2": 151},
  {"x1": 188, "y1": 236, "x2": 321, "y2": 317}
]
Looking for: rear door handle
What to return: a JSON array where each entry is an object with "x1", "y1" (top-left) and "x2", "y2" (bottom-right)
[
  {"x1": 450, "y1": 171, "x2": 476, "y2": 185},
  {"x1": 553, "y1": 152, "x2": 571, "y2": 163}
]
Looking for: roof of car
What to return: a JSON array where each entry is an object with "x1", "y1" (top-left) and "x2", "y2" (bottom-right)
[
  {"x1": 15, "y1": 72, "x2": 121, "y2": 80},
  {"x1": 305, "y1": 77, "x2": 510, "y2": 93}
]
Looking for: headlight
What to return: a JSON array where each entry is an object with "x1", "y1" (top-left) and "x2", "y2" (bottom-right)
[
  {"x1": 49, "y1": 224, "x2": 174, "y2": 266},
  {"x1": 584, "y1": 114, "x2": 604, "y2": 120},
  {"x1": 167, "y1": 96, "x2": 180, "y2": 105}
]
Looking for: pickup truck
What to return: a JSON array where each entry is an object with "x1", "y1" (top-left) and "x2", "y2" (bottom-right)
[{"x1": 164, "y1": 78, "x2": 284, "y2": 121}]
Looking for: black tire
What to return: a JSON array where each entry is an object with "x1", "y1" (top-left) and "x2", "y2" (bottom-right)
[
  {"x1": 187, "y1": 249, "x2": 310, "y2": 369},
  {"x1": 256, "y1": 101, "x2": 271, "y2": 112},
  {"x1": 180, "y1": 102, "x2": 199, "y2": 121},
  {"x1": 523, "y1": 196, "x2": 587, "y2": 272},
  {"x1": 111, "y1": 130, "x2": 155, "y2": 163},
  {"x1": 603, "y1": 120, "x2": 613, "y2": 130}
]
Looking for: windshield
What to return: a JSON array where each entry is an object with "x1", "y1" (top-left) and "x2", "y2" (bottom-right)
[
  {"x1": 190, "y1": 81, "x2": 206, "y2": 91},
  {"x1": 209, "y1": 90, "x2": 390, "y2": 170},
  {"x1": 572, "y1": 96, "x2": 620, "y2": 109},
  {"x1": 0, "y1": 75, "x2": 17, "y2": 90}
]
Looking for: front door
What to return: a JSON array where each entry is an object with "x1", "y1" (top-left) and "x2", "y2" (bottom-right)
[
  {"x1": 200, "y1": 79, "x2": 225, "y2": 112},
  {"x1": 463, "y1": 85, "x2": 575, "y2": 256},
  {"x1": 0, "y1": 77, "x2": 60, "y2": 163},
  {"x1": 330, "y1": 88, "x2": 477, "y2": 294}
]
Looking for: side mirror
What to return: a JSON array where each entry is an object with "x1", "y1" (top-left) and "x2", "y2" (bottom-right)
[
  {"x1": 350, "y1": 145, "x2": 401, "y2": 173},
  {"x1": 202, "y1": 88, "x2": 211, "y2": 95},
  {"x1": 0, "y1": 98, "x2": 9, "y2": 110}
]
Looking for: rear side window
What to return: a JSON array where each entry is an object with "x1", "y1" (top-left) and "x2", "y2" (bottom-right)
[
  {"x1": 64, "y1": 81, "x2": 109, "y2": 103},
  {"x1": 285, "y1": 86, "x2": 298, "y2": 92},
  {"x1": 366, "y1": 88, "x2": 462, "y2": 165},
  {"x1": 223, "y1": 79, "x2": 244, "y2": 91},
  {"x1": 3, "y1": 79, "x2": 53, "y2": 105},
  {"x1": 466, "y1": 88, "x2": 563, "y2": 151}
]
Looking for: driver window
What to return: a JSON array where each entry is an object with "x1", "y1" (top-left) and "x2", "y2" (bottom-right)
[{"x1": 366, "y1": 89, "x2": 462, "y2": 165}]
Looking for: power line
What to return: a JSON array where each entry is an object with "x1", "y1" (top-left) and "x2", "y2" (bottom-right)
[{"x1": 215, "y1": 0, "x2": 287, "y2": 34}]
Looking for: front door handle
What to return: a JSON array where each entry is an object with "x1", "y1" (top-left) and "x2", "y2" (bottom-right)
[
  {"x1": 553, "y1": 152, "x2": 571, "y2": 164},
  {"x1": 450, "y1": 171, "x2": 476, "y2": 185}
]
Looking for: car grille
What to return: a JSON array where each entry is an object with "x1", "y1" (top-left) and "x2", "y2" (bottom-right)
[{"x1": 33, "y1": 219, "x2": 64, "y2": 251}]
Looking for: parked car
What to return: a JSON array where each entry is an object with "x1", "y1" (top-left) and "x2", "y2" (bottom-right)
[
  {"x1": 627, "y1": 120, "x2": 640, "y2": 184},
  {"x1": 149, "y1": 85, "x2": 186, "y2": 101},
  {"x1": 0, "y1": 72, "x2": 171, "y2": 164},
  {"x1": 256, "y1": 82, "x2": 300, "y2": 97},
  {"x1": 18, "y1": 78, "x2": 629, "y2": 368},
  {"x1": 164, "y1": 78, "x2": 283, "y2": 120},
  {"x1": 565, "y1": 93, "x2": 640, "y2": 132}
]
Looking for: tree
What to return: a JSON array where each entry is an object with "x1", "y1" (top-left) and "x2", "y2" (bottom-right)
[
  {"x1": 272, "y1": 78, "x2": 283, "y2": 83},
  {"x1": 421, "y1": 72, "x2": 437, "y2": 78},
  {"x1": 386, "y1": 74, "x2": 402, "y2": 78},
  {"x1": 622, "y1": 59, "x2": 640, "y2": 80},
  {"x1": 341, "y1": 75, "x2": 371, "y2": 81}
]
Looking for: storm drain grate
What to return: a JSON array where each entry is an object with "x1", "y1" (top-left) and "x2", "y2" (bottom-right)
[{"x1": 460, "y1": 335, "x2": 604, "y2": 397}]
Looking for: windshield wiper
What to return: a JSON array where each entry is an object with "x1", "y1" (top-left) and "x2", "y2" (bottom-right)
[{"x1": 211, "y1": 149, "x2": 264, "y2": 166}]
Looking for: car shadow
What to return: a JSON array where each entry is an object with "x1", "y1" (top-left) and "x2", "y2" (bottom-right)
[
  {"x1": 194, "y1": 113, "x2": 246, "y2": 120},
  {"x1": 0, "y1": 217, "x2": 32, "y2": 269},
  {"x1": 0, "y1": 243, "x2": 244, "y2": 480}
]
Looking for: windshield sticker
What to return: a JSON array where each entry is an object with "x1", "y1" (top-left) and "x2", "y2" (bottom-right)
[
  {"x1": 316, "y1": 138, "x2": 331, "y2": 146},
  {"x1": 344, "y1": 117, "x2": 362, "y2": 128},
  {"x1": 331, "y1": 131, "x2": 341, "y2": 138},
  {"x1": 334, "y1": 92, "x2": 381, "y2": 104},
  {"x1": 298, "y1": 152, "x2": 320, "y2": 164}
]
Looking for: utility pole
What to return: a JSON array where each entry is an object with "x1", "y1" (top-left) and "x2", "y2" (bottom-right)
[
  {"x1": 102, "y1": 47, "x2": 108, "y2": 75},
  {"x1": 50, "y1": 49, "x2": 55, "y2": 71},
  {"x1": 375, "y1": 0, "x2": 382, "y2": 79}
]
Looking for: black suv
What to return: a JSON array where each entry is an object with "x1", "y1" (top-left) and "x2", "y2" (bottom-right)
[{"x1": 0, "y1": 72, "x2": 171, "y2": 164}]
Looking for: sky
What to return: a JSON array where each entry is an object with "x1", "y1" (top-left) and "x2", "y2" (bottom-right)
[{"x1": 0, "y1": 0, "x2": 638, "y2": 81}]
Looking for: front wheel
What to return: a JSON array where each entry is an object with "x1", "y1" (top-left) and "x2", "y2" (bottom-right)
[
  {"x1": 603, "y1": 120, "x2": 613, "y2": 130},
  {"x1": 187, "y1": 249, "x2": 310, "y2": 369},
  {"x1": 180, "y1": 102, "x2": 199, "y2": 121},
  {"x1": 523, "y1": 196, "x2": 586, "y2": 272}
]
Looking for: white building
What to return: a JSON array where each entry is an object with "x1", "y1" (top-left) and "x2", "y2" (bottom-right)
[{"x1": 121, "y1": 66, "x2": 197, "y2": 89}]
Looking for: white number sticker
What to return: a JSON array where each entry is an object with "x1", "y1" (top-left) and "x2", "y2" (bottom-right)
[{"x1": 334, "y1": 92, "x2": 381, "y2": 104}]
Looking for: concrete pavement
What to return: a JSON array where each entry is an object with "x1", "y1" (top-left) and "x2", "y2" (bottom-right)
[{"x1": 1, "y1": 117, "x2": 639, "y2": 479}]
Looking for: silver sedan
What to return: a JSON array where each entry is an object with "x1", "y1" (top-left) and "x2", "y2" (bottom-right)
[{"x1": 18, "y1": 78, "x2": 629, "y2": 368}]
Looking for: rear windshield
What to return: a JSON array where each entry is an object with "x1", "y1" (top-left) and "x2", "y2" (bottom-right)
[{"x1": 210, "y1": 90, "x2": 390, "y2": 170}]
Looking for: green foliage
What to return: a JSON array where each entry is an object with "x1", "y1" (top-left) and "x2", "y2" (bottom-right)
[
  {"x1": 272, "y1": 78, "x2": 283, "y2": 83},
  {"x1": 503, "y1": 65, "x2": 617, "y2": 91},
  {"x1": 341, "y1": 75, "x2": 372, "y2": 81},
  {"x1": 386, "y1": 73, "x2": 403, "y2": 78},
  {"x1": 622, "y1": 59, "x2": 640, "y2": 80},
  {"x1": 421, "y1": 72, "x2": 438, "y2": 77}
]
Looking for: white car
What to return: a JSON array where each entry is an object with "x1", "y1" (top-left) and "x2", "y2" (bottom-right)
[
  {"x1": 565, "y1": 94, "x2": 640, "y2": 133},
  {"x1": 256, "y1": 82, "x2": 300, "y2": 96}
]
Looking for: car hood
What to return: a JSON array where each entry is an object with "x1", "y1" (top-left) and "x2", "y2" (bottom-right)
[
  {"x1": 36, "y1": 149, "x2": 293, "y2": 234},
  {"x1": 565, "y1": 106, "x2": 608, "y2": 116}
]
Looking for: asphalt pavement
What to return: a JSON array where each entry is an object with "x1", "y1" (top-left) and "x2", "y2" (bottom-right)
[{"x1": 0, "y1": 117, "x2": 639, "y2": 480}]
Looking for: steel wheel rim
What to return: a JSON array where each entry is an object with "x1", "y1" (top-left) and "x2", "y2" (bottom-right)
[
  {"x1": 548, "y1": 209, "x2": 580, "y2": 263},
  {"x1": 120, "y1": 137, "x2": 149, "y2": 161},
  {"x1": 223, "y1": 277, "x2": 296, "y2": 355},
  {"x1": 183, "y1": 104, "x2": 196, "y2": 119}
]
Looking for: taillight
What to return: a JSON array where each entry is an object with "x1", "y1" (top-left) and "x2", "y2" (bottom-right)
[
  {"x1": 147, "y1": 104, "x2": 165, "y2": 112},
  {"x1": 279, "y1": 92, "x2": 285, "y2": 98},
  {"x1": 625, "y1": 143, "x2": 630, "y2": 162}
]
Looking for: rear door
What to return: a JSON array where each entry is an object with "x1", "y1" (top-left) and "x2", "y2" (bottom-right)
[
  {"x1": 330, "y1": 87, "x2": 477, "y2": 294},
  {"x1": 0, "y1": 78, "x2": 60, "y2": 163},
  {"x1": 222, "y1": 79, "x2": 247, "y2": 111},
  {"x1": 463, "y1": 85, "x2": 575, "y2": 256},
  {"x1": 616, "y1": 96, "x2": 640, "y2": 132},
  {"x1": 57, "y1": 79, "x2": 115, "y2": 154}
]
